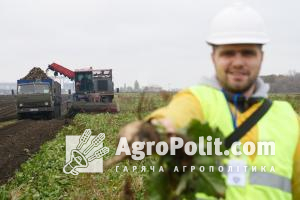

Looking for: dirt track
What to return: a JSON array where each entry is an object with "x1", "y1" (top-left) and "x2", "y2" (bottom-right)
[{"x1": 0, "y1": 119, "x2": 66, "y2": 184}]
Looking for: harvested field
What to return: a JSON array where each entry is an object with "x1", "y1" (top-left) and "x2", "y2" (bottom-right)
[
  {"x1": 0, "y1": 119, "x2": 66, "y2": 184},
  {"x1": 0, "y1": 93, "x2": 71, "y2": 184},
  {"x1": 0, "y1": 96, "x2": 16, "y2": 122}
]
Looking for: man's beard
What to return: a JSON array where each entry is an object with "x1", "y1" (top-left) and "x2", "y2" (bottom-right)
[{"x1": 219, "y1": 77, "x2": 257, "y2": 94}]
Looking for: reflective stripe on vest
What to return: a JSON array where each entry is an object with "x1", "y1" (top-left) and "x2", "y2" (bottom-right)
[
  {"x1": 250, "y1": 172, "x2": 291, "y2": 193},
  {"x1": 222, "y1": 167, "x2": 291, "y2": 193}
]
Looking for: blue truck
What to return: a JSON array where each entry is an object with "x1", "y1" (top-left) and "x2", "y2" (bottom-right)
[{"x1": 16, "y1": 79, "x2": 61, "y2": 119}]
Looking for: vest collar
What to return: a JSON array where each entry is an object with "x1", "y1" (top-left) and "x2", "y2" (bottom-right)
[
  {"x1": 199, "y1": 76, "x2": 270, "y2": 98},
  {"x1": 199, "y1": 76, "x2": 270, "y2": 112}
]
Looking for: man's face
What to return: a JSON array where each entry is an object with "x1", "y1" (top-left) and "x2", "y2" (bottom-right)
[{"x1": 211, "y1": 44, "x2": 263, "y2": 93}]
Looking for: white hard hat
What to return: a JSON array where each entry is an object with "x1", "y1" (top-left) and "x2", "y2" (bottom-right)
[{"x1": 206, "y1": 2, "x2": 270, "y2": 45}]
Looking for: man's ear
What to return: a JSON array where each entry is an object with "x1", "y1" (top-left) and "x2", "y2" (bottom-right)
[
  {"x1": 261, "y1": 50, "x2": 264, "y2": 63},
  {"x1": 211, "y1": 50, "x2": 216, "y2": 66}
]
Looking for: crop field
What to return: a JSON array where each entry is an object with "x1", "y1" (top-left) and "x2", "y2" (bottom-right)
[
  {"x1": 0, "y1": 92, "x2": 299, "y2": 199},
  {"x1": 0, "y1": 96, "x2": 16, "y2": 122}
]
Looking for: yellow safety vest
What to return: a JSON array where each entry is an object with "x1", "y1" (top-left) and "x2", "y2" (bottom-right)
[{"x1": 189, "y1": 85, "x2": 299, "y2": 200}]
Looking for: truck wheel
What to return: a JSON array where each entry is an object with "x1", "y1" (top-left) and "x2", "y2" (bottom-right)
[
  {"x1": 48, "y1": 111, "x2": 55, "y2": 120},
  {"x1": 17, "y1": 113, "x2": 23, "y2": 120},
  {"x1": 58, "y1": 105, "x2": 61, "y2": 118},
  {"x1": 54, "y1": 105, "x2": 61, "y2": 119}
]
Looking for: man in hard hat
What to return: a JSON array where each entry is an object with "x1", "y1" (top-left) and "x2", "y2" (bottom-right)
[{"x1": 118, "y1": 2, "x2": 300, "y2": 199}]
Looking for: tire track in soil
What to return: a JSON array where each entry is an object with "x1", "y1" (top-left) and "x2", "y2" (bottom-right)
[{"x1": 0, "y1": 119, "x2": 66, "y2": 185}]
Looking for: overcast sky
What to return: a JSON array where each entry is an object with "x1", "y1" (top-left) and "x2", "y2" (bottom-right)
[{"x1": 0, "y1": 0, "x2": 299, "y2": 89}]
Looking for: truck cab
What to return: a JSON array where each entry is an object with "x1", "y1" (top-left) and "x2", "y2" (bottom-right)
[
  {"x1": 16, "y1": 79, "x2": 61, "y2": 119},
  {"x1": 73, "y1": 69, "x2": 114, "y2": 103},
  {"x1": 75, "y1": 70, "x2": 94, "y2": 93}
]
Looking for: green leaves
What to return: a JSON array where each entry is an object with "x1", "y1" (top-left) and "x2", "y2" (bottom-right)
[
  {"x1": 185, "y1": 119, "x2": 227, "y2": 153},
  {"x1": 147, "y1": 119, "x2": 227, "y2": 200}
]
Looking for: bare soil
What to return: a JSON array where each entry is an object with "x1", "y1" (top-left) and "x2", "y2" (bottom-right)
[
  {"x1": 0, "y1": 119, "x2": 66, "y2": 184},
  {"x1": 0, "y1": 95, "x2": 17, "y2": 122}
]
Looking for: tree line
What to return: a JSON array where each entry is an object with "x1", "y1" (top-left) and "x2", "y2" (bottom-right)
[{"x1": 261, "y1": 71, "x2": 300, "y2": 93}]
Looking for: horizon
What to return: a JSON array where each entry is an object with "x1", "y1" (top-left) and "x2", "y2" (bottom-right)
[{"x1": 0, "y1": 71, "x2": 299, "y2": 92}]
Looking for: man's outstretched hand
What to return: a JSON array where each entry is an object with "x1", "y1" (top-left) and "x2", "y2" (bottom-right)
[{"x1": 104, "y1": 119, "x2": 176, "y2": 169}]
